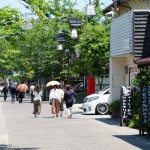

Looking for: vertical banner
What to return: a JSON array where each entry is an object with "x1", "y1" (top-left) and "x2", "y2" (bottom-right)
[
  {"x1": 140, "y1": 85, "x2": 149, "y2": 125},
  {"x1": 140, "y1": 85, "x2": 150, "y2": 136},
  {"x1": 87, "y1": 77, "x2": 95, "y2": 95},
  {"x1": 120, "y1": 86, "x2": 133, "y2": 126}
]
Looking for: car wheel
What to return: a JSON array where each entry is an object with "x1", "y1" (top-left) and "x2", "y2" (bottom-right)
[{"x1": 96, "y1": 103, "x2": 109, "y2": 115}]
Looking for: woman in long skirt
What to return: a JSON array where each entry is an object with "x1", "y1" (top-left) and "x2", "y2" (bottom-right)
[
  {"x1": 49, "y1": 85, "x2": 61, "y2": 118},
  {"x1": 33, "y1": 84, "x2": 42, "y2": 117}
]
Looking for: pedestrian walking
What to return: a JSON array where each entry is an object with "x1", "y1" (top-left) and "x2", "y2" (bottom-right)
[
  {"x1": 10, "y1": 87, "x2": 17, "y2": 103},
  {"x1": 58, "y1": 85, "x2": 64, "y2": 117},
  {"x1": 18, "y1": 91, "x2": 24, "y2": 103},
  {"x1": 16, "y1": 89, "x2": 19, "y2": 101},
  {"x1": 64, "y1": 84, "x2": 76, "y2": 118},
  {"x1": 2, "y1": 86, "x2": 8, "y2": 101},
  {"x1": 30, "y1": 84, "x2": 35, "y2": 103},
  {"x1": 33, "y1": 84, "x2": 42, "y2": 117},
  {"x1": 49, "y1": 84, "x2": 61, "y2": 118}
]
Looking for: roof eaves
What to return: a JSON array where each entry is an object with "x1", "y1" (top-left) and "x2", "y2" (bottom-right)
[{"x1": 102, "y1": 3, "x2": 114, "y2": 14}]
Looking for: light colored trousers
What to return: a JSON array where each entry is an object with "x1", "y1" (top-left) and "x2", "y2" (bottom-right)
[{"x1": 67, "y1": 107, "x2": 72, "y2": 116}]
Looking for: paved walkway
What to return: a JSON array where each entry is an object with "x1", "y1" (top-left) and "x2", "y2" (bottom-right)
[{"x1": 0, "y1": 95, "x2": 150, "y2": 150}]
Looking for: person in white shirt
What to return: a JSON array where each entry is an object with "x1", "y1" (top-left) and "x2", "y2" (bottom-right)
[
  {"x1": 58, "y1": 85, "x2": 64, "y2": 117},
  {"x1": 49, "y1": 84, "x2": 61, "y2": 117},
  {"x1": 33, "y1": 84, "x2": 42, "y2": 117}
]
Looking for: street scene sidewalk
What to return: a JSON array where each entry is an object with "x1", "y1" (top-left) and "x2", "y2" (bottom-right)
[{"x1": 0, "y1": 95, "x2": 150, "y2": 150}]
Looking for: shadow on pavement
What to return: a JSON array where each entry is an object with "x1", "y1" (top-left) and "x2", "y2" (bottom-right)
[
  {"x1": 95, "y1": 118, "x2": 120, "y2": 126},
  {"x1": 113, "y1": 135, "x2": 150, "y2": 150},
  {"x1": 72, "y1": 111, "x2": 83, "y2": 114},
  {"x1": 0, "y1": 144, "x2": 39, "y2": 150}
]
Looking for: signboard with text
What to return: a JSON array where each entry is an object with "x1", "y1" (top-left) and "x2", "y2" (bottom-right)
[
  {"x1": 140, "y1": 85, "x2": 150, "y2": 125},
  {"x1": 120, "y1": 86, "x2": 133, "y2": 125}
]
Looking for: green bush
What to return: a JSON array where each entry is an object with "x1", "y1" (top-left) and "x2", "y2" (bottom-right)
[
  {"x1": 128, "y1": 89, "x2": 140, "y2": 128},
  {"x1": 109, "y1": 100, "x2": 121, "y2": 111},
  {"x1": 128, "y1": 114, "x2": 140, "y2": 129}
]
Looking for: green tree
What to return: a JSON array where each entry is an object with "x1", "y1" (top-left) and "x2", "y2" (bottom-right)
[
  {"x1": 20, "y1": 0, "x2": 76, "y2": 18},
  {"x1": 0, "y1": 7, "x2": 23, "y2": 80}
]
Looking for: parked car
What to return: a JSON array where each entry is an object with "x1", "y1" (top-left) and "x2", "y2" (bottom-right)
[
  {"x1": 82, "y1": 86, "x2": 110, "y2": 115},
  {"x1": 73, "y1": 82, "x2": 84, "y2": 92},
  {"x1": 73, "y1": 83, "x2": 85, "y2": 104}
]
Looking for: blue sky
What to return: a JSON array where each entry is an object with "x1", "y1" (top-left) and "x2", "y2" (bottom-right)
[{"x1": 0, "y1": 0, "x2": 112, "y2": 13}]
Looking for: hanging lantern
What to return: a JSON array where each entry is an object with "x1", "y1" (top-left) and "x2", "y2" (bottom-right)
[
  {"x1": 71, "y1": 29, "x2": 78, "y2": 38},
  {"x1": 57, "y1": 44, "x2": 63, "y2": 50},
  {"x1": 86, "y1": 4, "x2": 96, "y2": 16}
]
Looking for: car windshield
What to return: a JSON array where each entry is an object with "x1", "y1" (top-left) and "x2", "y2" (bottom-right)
[{"x1": 96, "y1": 86, "x2": 109, "y2": 94}]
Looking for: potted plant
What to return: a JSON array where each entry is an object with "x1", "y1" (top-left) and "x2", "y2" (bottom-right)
[{"x1": 109, "y1": 100, "x2": 121, "y2": 118}]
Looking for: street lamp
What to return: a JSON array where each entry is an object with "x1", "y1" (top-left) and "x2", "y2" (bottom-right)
[
  {"x1": 68, "y1": 18, "x2": 82, "y2": 38},
  {"x1": 56, "y1": 34, "x2": 65, "y2": 50},
  {"x1": 55, "y1": 1, "x2": 96, "y2": 84},
  {"x1": 65, "y1": 49, "x2": 70, "y2": 84},
  {"x1": 56, "y1": 31, "x2": 70, "y2": 84}
]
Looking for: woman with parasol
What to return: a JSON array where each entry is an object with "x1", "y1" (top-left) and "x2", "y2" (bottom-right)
[{"x1": 49, "y1": 84, "x2": 61, "y2": 118}]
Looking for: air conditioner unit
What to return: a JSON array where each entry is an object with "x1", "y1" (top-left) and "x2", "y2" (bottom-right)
[{"x1": 106, "y1": 11, "x2": 115, "y2": 18}]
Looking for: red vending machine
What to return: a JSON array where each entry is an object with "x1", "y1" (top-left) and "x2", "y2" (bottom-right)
[{"x1": 87, "y1": 77, "x2": 95, "y2": 95}]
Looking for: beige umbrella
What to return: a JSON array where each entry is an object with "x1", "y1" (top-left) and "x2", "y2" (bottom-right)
[
  {"x1": 30, "y1": 85, "x2": 35, "y2": 92},
  {"x1": 46, "y1": 81, "x2": 60, "y2": 87}
]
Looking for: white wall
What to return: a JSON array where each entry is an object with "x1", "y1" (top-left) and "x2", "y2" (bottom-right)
[
  {"x1": 110, "y1": 55, "x2": 137, "y2": 102},
  {"x1": 110, "y1": 57, "x2": 126, "y2": 101}
]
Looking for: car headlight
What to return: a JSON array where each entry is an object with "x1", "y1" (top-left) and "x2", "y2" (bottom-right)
[{"x1": 86, "y1": 96, "x2": 99, "y2": 103}]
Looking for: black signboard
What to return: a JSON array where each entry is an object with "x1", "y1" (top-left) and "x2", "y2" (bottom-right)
[
  {"x1": 139, "y1": 85, "x2": 150, "y2": 136},
  {"x1": 68, "y1": 18, "x2": 82, "y2": 26},
  {"x1": 56, "y1": 35, "x2": 65, "y2": 42},
  {"x1": 120, "y1": 86, "x2": 133, "y2": 126},
  {"x1": 140, "y1": 85, "x2": 150, "y2": 125}
]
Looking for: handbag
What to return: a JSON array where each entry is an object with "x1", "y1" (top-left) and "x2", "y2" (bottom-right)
[
  {"x1": 49, "y1": 99, "x2": 52, "y2": 105},
  {"x1": 72, "y1": 95, "x2": 76, "y2": 103}
]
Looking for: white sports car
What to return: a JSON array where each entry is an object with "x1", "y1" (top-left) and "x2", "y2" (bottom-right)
[{"x1": 82, "y1": 87, "x2": 110, "y2": 115}]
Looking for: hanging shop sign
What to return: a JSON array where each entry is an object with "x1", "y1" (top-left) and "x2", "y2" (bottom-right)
[
  {"x1": 56, "y1": 35, "x2": 65, "y2": 42},
  {"x1": 68, "y1": 18, "x2": 82, "y2": 26}
]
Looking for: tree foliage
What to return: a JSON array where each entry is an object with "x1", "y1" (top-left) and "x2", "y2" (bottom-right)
[
  {"x1": 0, "y1": 0, "x2": 111, "y2": 86},
  {"x1": 21, "y1": 0, "x2": 76, "y2": 18},
  {"x1": 0, "y1": 7, "x2": 23, "y2": 80},
  {"x1": 0, "y1": 7, "x2": 23, "y2": 36}
]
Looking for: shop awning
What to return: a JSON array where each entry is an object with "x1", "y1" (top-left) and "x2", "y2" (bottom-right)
[{"x1": 135, "y1": 58, "x2": 150, "y2": 65}]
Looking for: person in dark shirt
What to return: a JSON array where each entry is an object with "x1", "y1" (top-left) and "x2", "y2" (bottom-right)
[
  {"x1": 10, "y1": 87, "x2": 16, "y2": 103},
  {"x1": 18, "y1": 92, "x2": 24, "y2": 103},
  {"x1": 2, "y1": 86, "x2": 8, "y2": 101},
  {"x1": 64, "y1": 84, "x2": 76, "y2": 118}
]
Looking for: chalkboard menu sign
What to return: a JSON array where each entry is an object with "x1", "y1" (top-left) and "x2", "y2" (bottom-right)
[
  {"x1": 120, "y1": 86, "x2": 133, "y2": 125},
  {"x1": 140, "y1": 85, "x2": 150, "y2": 125}
]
